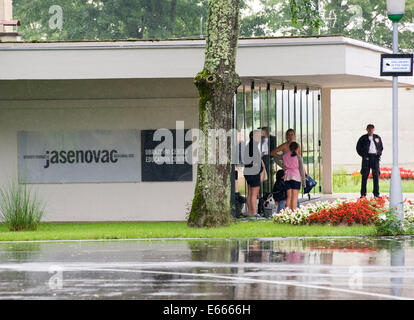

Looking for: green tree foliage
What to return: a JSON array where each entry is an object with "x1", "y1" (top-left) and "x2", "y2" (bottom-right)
[
  {"x1": 240, "y1": 0, "x2": 414, "y2": 51},
  {"x1": 15, "y1": 0, "x2": 412, "y2": 50},
  {"x1": 13, "y1": 0, "x2": 414, "y2": 50},
  {"x1": 322, "y1": 0, "x2": 414, "y2": 50},
  {"x1": 13, "y1": 0, "x2": 208, "y2": 40}
]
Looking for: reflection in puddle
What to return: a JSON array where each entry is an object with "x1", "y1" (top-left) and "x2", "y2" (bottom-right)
[{"x1": 0, "y1": 237, "x2": 413, "y2": 300}]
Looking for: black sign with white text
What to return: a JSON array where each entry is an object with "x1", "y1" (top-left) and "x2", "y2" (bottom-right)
[
  {"x1": 380, "y1": 54, "x2": 413, "y2": 77},
  {"x1": 141, "y1": 129, "x2": 193, "y2": 182}
]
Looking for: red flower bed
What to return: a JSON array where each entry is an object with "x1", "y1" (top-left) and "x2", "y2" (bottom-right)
[
  {"x1": 308, "y1": 197, "x2": 386, "y2": 226},
  {"x1": 352, "y1": 167, "x2": 414, "y2": 180}
]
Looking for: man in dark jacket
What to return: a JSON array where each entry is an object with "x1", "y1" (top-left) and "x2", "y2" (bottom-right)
[
  {"x1": 259, "y1": 127, "x2": 276, "y2": 193},
  {"x1": 356, "y1": 124, "x2": 383, "y2": 198}
]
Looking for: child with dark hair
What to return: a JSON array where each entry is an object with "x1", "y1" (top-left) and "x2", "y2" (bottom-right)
[
  {"x1": 289, "y1": 142, "x2": 299, "y2": 156},
  {"x1": 273, "y1": 170, "x2": 286, "y2": 200},
  {"x1": 273, "y1": 169, "x2": 287, "y2": 213}
]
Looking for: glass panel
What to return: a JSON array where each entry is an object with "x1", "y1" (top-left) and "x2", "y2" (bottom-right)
[
  {"x1": 252, "y1": 89, "x2": 260, "y2": 131},
  {"x1": 301, "y1": 90, "x2": 308, "y2": 155},
  {"x1": 269, "y1": 88, "x2": 276, "y2": 188},
  {"x1": 294, "y1": 88, "x2": 300, "y2": 140},
  {"x1": 232, "y1": 84, "x2": 323, "y2": 202},
  {"x1": 269, "y1": 89, "x2": 276, "y2": 145},
  {"x1": 242, "y1": 86, "x2": 248, "y2": 142},
  {"x1": 259, "y1": 87, "x2": 267, "y2": 194},
  {"x1": 305, "y1": 90, "x2": 310, "y2": 177},
  {"x1": 245, "y1": 90, "x2": 253, "y2": 133},
  {"x1": 299, "y1": 90, "x2": 305, "y2": 154},
  {"x1": 261, "y1": 88, "x2": 268, "y2": 129},
  {"x1": 316, "y1": 90, "x2": 322, "y2": 193},
  {"x1": 282, "y1": 89, "x2": 289, "y2": 138},
  {"x1": 306, "y1": 90, "x2": 314, "y2": 193},
  {"x1": 288, "y1": 89, "x2": 294, "y2": 130},
  {"x1": 235, "y1": 92, "x2": 244, "y2": 131},
  {"x1": 276, "y1": 89, "x2": 284, "y2": 149}
]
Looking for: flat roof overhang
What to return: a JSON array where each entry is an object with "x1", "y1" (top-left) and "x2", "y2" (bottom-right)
[{"x1": 1, "y1": 35, "x2": 413, "y2": 89}]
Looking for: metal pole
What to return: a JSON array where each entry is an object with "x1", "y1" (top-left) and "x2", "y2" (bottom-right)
[
  {"x1": 294, "y1": 86, "x2": 297, "y2": 132},
  {"x1": 231, "y1": 92, "x2": 237, "y2": 217},
  {"x1": 243, "y1": 85, "x2": 247, "y2": 198},
  {"x1": 390, "y1": 21, "x2": 404, "y2": 219},
  {"x1": 267, "y1": 83, "x2": 271, "y2": 191},
  {"x1": 281, "y1": 84, "x2": 284, "y2": 143}
]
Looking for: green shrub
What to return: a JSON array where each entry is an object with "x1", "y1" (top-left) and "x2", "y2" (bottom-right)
[
  {"x1": 375, "y1": 212, "x2": 404, "y2": 236},
  {"x1": 0, "y1": 179, "x2": 45, "y2": 231}
]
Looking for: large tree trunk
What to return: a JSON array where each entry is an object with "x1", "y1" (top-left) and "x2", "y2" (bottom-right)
[{"x1": 187, "y1": 0, "x2": 241, "y2": 228}]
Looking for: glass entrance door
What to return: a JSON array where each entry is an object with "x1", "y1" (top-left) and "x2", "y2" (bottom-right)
[{"x1": 233, "y1": 82, "x2": 322, "y2": 208}]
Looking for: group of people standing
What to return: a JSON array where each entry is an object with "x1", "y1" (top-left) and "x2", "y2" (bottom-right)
[
  {"x1": 242, "y1": 123, "x2": 384, "y2": 218},
  {"x1": 243, "y1": 128, "x2": 306, "y2": 218}
]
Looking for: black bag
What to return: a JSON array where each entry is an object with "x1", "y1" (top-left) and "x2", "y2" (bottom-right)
[
  {"x1": 272, "y1": 181, "x2": 287, "y2": 202},
  {"x1": 272, "y1": 169, "x2": 287, "y2": 202},
  {"x1": 235, "y1": 192, "x2": 246, "y2": 218},
  {"x1": 258, "y1": 192, "x2": 272, "y2": 215}
]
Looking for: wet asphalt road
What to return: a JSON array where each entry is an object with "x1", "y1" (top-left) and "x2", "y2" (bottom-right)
[{"x1": 0, "y1": 237, "x2": 414, "y2": 300}]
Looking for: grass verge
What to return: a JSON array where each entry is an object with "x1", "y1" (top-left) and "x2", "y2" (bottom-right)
[
  {"x1": 333, "y1": 177, "x2": 414, "y2": 193},
  {"x1": 0, "y1": 221, "x2": 377, "y2": 241}
]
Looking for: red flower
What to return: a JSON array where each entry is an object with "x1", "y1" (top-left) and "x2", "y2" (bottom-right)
[{"x1": 308, "y1": 197, "x2": 387, "y2": 226}]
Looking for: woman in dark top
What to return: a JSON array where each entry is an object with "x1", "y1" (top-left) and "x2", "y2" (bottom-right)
[{"x1": 244, "y1": 130, "x2": 263, "y2": 218}]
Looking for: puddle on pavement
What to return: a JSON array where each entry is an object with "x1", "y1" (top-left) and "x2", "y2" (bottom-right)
[{"x1": 0, "y1": 237, "x2": 414, "y2": 300}]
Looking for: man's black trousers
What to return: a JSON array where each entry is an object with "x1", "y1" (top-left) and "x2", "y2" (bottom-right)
[{"x1": 360, "y1": 154, "x2": 380, "y2": 197}]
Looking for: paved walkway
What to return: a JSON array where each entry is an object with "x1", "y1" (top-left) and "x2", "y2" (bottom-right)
[
  {"x1": 239, "y1": 193, "x2": 414, "y2": 219},
  {"x1": 300, "y1": 193, "x2": 414, "y2": 204}
]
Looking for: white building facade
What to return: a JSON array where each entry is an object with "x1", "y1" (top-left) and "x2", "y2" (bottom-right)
[{"x1": 1, "y1": 37, "x2": 413, "y2": 221}]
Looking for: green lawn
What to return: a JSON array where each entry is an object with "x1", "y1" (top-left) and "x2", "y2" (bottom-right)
[
  {"x1": 0, "y1": 221, "x2": 377, "y2": 241},
  {"x1": 333, "y1": 176, "x2": 414, "y2": 193}
]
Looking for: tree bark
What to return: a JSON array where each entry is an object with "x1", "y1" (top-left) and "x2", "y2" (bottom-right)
[{"x1": 187, "y1": 0, "x2": 241, "y2": 228}]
